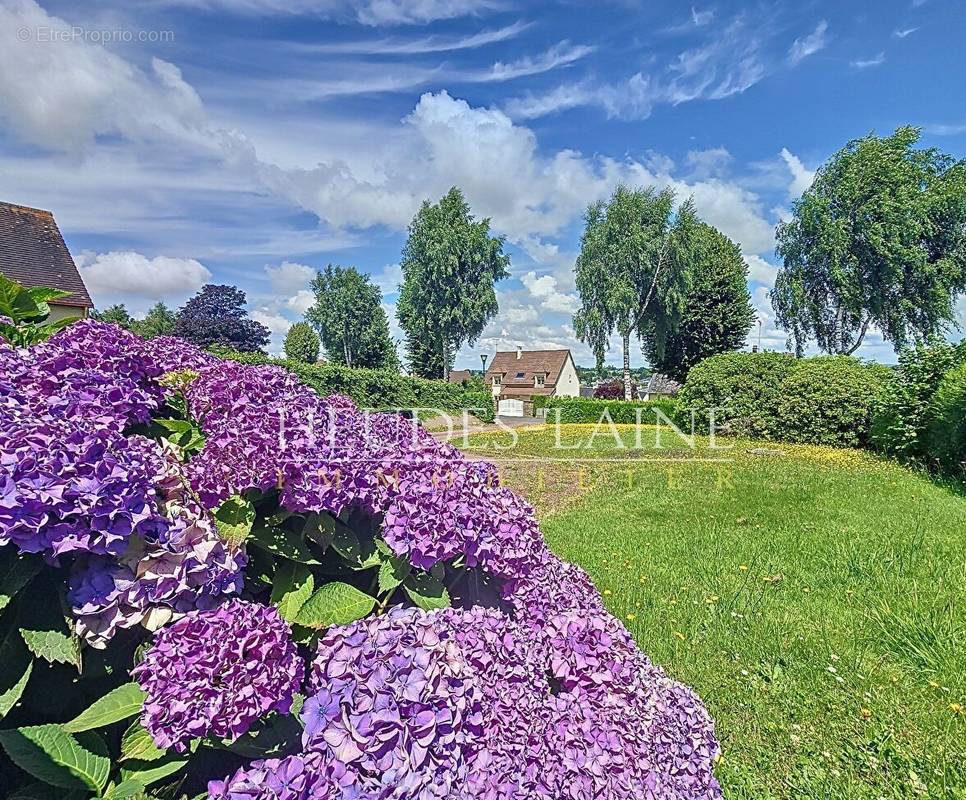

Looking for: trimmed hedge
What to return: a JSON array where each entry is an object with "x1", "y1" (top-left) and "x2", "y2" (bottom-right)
[
  {"x1": 924, "y1": 362, "x2": 966, "y2": 473},
  {"x1": 218, "y1": 350, "x2": 495, "y2": 422},
  {"x1": 774, "y1": 356, "x2": 893, "y2": 448},
  {"x1": 677, "y1": 352, "x2": 798, "y2": 439},
  {"x1": 678, "y1": 351, "x2": 893, "y2": 447},
  {"x1": 544, "y1": 396, "x2": 679, "y2": 425}
]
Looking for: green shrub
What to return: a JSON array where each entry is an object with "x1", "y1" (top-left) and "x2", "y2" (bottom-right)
[
  {"x1": 774, "y1": 356, "x2": 893, "y2": 447},
  {"x1": 218, "y1": 350, "x2": 495, "y2": 422},
  {"x1": 871, "y1": 339, "x2": 966, "y2": 460},
  {"x1": 283, "y1": 321, "x2": 320, "y2": 363},
  {"x1": 544, "y1": 396, "x2": 679, "y2": 425},
  {"x1": 677, "y1": 352, "x2": 798, "y2": 438},
  {"x1": 924, "y1": 362, "x2": 966, "y2": 473}
]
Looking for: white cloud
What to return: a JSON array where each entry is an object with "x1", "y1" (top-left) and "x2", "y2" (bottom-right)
[
  {"x1": 520, "y1": 270, "x2": 578, "y2": 314},
  {"x1": 483, "y1": 41, "x2": 595, "y2": 82},
  {"x1": 851, "y1": 53, "x2": 886, "y2": 69},
  {"x1": 155, "y1": 0, "x2": 504, "y2": 25},
  {"x1": 924, "y1": 122, "x2": 966, "y2": 136},
  {"x1": 779, "y1": 148, "x2": 815, "y2": 197},
  {"x1": 894, "y1": 27, "x2": 919, "y2": 38},
  {"x1": 691, "y1": 6, "x2": 714, "y2": 26},
  {"x1": 788, "y1": 21, "x2": 828, "y2": 65},
  {"x1": 372, "y1": 263, "x2": 403, "y2": 296},
  {"x1": 77, "y1": 251, "x2": 211, "y2": 312},
  {"x1": 287, "y1": 290, "x2": 315, "y2": 314},
  {"x1": 0, "y1": 0, "x2": 207, "y2": 154},
  {"x1": 685, "y1": 147, "x2": 732, "y2": 179},
  {"x1": 265, "y1": 261, "x2": 315, "y2": 293},
  {"x1": 305, "y1": 21, "x2": 530, "y2": 54},
  {"x1": 745, "y1": 254, "x2": 778, "y2": 284}
]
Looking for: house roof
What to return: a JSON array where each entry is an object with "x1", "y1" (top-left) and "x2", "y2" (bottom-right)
[
  {"x1": 0, "y1": 202, "x2": 92, "y2": 308},
  {"x1": 646, "y1": 372, "x2": 682, "y2": 395},
  {"x1": 448, "y1": 369, "x2": 472, "y2": 384},
  {"x1": 485, "y1": 349, "x2": 572, "y2": 388}
]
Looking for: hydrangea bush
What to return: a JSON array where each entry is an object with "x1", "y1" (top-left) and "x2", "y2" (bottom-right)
[{"x1": 0, "y1": 320, "x2": 721, "y2": 799}]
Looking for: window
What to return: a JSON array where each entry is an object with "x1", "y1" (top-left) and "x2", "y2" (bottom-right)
[
  {"x1": 516, "y1": 371, "x2": 525, "y2": 378},
  {"x1": 535, "y1": 374, "x2": 545, "y2": 387},
  {"x1": 492, "y1": 374, "x2": 501, "y2": 385}
]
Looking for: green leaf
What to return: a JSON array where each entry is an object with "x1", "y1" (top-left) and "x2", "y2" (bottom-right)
[
  {"x1": 294, "y1": 582, "x2": 375, "y2": 629},
  {"x1": 377, "y1": 553, "x2": 410, "y2": 595},
  {"x1": 120, "y1": 755, "x2": 188, "y2": 788},
  {"x1": 103, "y1": 779, "x2": 146, "y2": 799},
  {"x1": 0, "y1": 660, "x2": 32, "y2": 720},
  {"x1": 20, "y1": 627, "x2": 81, "y2": 669},
  {"x1": 63, "y1": 682, "x2": 146, "y2": 733},
  {"x1": 301, "y1": 512, "x2": 333, "y2": 550},
  {"x1": 120, "y1": 720, "x2": 166, "y2": 762},
  {"x1": 213, "y1": 494, "x2": 256, "y2": 547},
  {"x1": 403, "y1": 573, "x2": 451, "y2": 611},
  {"x1": 270, "y1": 562, "x2": 315, "y2": 623},
  {"x1": 0, "y1": 552, "x2": 42, "y2": 614},
  {"x1": 329, "y1": 522, "x2": 362, "y2": 564},
  {"x1": 0, "y1": 725, "x2": 110, "y2": 792},
  {"x1": 251, "y1": 525, "x2": 319, "y2": 564},
  {"x1": 8, "y1": 784, "x2": 87, "y2": 800}
]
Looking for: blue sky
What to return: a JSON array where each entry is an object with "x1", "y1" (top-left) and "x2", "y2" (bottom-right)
[{"x1": 1, "y1": 0, "x2": 964, "y2": 366}]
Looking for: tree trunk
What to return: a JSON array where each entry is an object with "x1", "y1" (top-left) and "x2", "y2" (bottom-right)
[
  {"x1": 622, "y1": 332, "x2": 632, "y2": 401},
  {"x1": 441, "y1": 336, "x2": 449, "y2": 382}
]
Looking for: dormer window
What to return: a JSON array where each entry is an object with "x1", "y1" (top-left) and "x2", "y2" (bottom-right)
[
  {"x1": 535, "y1": 373, "x2": 546, "y2": 387},
  {"x1": 492, "y1": 374, "x2": 501, "y2": 386},
  {"x1": 515, "y1": 371, "x2": 525, "y2": 379}
]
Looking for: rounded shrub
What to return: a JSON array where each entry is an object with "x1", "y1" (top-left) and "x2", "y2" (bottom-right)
[
  {"x1": 283, "y1": 321, "x2": 320, "y2": 364},
  {"x1": 677, "y1": 351, "x2": 798, "y2": 438},
  {"x1": 774, "y1": 356, "x2": 893, "y2": 447},
  {"x1": 924, "y1": 362, "x2": 966, "y2": 473}
]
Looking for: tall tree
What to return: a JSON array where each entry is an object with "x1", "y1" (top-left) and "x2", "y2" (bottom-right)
[
  {"x1": 573, "y1": 185, "x2": 697, "y2": 400},
  {"x1": 396, "y1": 187, "x2": 510, "y2": 380},
  {"x1": 641, "y1": 223, "x2": 756, "y2": 382},
  {"x1": 773, "y1": 126, "x2": 966, "y2": 355},
  {"x1": 132, "y1": 302, "x2": 176, "y2": 339},
  {"x1": 305, "y1": 265, "x2": 398, "y2": 369},
  {"x1": 284, "y1": 321, "x2": 321, "y2": 364},
  {"x1": 173, "y1": 284, "x2": 270, "y2": 352}
]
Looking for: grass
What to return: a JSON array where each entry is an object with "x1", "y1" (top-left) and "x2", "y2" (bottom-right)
[{"x1": 459, "y1": 424, "x2": 966, "y2": 800}]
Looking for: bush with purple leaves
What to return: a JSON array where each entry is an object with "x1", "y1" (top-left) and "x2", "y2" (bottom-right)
[{"x1": 0, "y1": 320, "x2": 721, "y2": 799}]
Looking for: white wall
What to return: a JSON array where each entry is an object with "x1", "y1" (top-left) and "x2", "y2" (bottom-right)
[{"x1": 554, "y1": 354, "x2": 581, "y2": 398}]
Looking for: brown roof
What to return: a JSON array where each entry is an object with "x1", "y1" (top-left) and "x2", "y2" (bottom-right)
[
  {"x1": 448, "y1": 369, "x2": 473, "y2": 384},
  {"x1": 485, "y1": 349, "x2": 572, "y2": 389},
  {"x1": 0, "y1": 202, "x2": 92, "y2": 308}
]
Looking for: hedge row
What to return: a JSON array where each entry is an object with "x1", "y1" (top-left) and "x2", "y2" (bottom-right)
[
  {"x1": 677, "y1": 352, "x2": 894, "y2": 448},
  {"x1": 544, "y1": 396, "x2": 680, "y2": 425},
  {"x1": 218, "y1": 350, "x2": 495, "y2": 422}
]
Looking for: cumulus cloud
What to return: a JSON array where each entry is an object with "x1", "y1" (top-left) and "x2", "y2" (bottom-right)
[
  {"x1": 520, "y1": 271, "x2": 579, "y2": 314},
  {"x1": 265, "y1": 261, "x2": 315, "y2": 293},
  {"x1": 779, "y1": 148, "x2": 815, "y2": 197},
  {"x1": 788, "y1": 20, "x2": 828, "y2": 65},
  {"x1": 0, "y1": 0, "x2": 208, "y2": 154},
  {"x1": 77, "y1": 251, "x2": 211, "y2": 312}
]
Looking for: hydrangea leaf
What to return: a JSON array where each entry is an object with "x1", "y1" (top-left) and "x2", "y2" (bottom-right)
[
  {"x1": 213, "y1": 495, "x2": 256, "y2": 548},
  {"x1": 7, "y1": 782, "x2": 87, "y2": 800},
  {"x1": 63, "y1": 682, "x2": 146, "y2": 733},
  {"x1": 216, "y1": 712, "x2": 303, "y2": 759},
  {"x1": 0, "y1": 725, "x2": 110, "y2": 792},
  {"x1": 119, "y1": 720, "x2": 166, "y2": 762},
  {"x1": 378, "y1": 553, "x2": 411, "y2": 595},
  {"x1": 0, "y1": 661, "x2": 32, "y2": 721},
  {"x1": 119, "y1": 755, "x2": 188, "y2": 789},
  {"x1": 252, "y1": 525, "x2": 319, "y2": 564},
  {"x1": 295, "y1": 582, "x2": 376, "y2": 629},
  {"x1": 403, "y1": 573, "x2": 451, "y2": 611},
  {"x1": 270, "y1": 562, "x2": 315, "y2": 623},
  {"x1": 101, "y1": 779, "x2": 146, "y2": 799},
  {"x1": 0, "y1": 553, "x2": 42, "y2": 614},
  {"x1": 20, "y1": 627, "x2": 81, "y2": 670}
]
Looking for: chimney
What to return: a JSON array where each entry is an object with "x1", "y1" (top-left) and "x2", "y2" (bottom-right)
[{"x1": 516, "y1": 345, "x2": 523, "y2": 359}]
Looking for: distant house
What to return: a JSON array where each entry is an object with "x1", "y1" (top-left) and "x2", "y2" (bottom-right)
[
  {"x1": 0, "y1": 202, "x2": 92, "y2": 321},
  {"x1": 641, "y1": 372, "x2": 682, "y2": 400},
  {"x1": 485, "y1": 346, "x2": 580, "y2": 416},
  {"x1": 447, "y1": 369, "x2": 473, "y2": 384}
]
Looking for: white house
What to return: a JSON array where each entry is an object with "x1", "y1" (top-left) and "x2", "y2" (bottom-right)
[{"x1": 484, "y1": 346, "x2": 580, "y2": 416}]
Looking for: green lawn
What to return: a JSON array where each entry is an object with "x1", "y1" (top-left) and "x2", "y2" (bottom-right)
[{"x1": 460, "y1": 424, "x2": 965, "y2": 800}]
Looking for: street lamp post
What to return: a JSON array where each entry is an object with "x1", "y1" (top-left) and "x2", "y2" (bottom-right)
[{"x1": 480, "y1": 353, "x2": 488, "y2": 374}]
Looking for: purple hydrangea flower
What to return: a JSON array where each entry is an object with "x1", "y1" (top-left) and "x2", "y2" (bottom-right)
[{"x1": 133, "y1": 599, "x2": 304, "y2": 751}]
